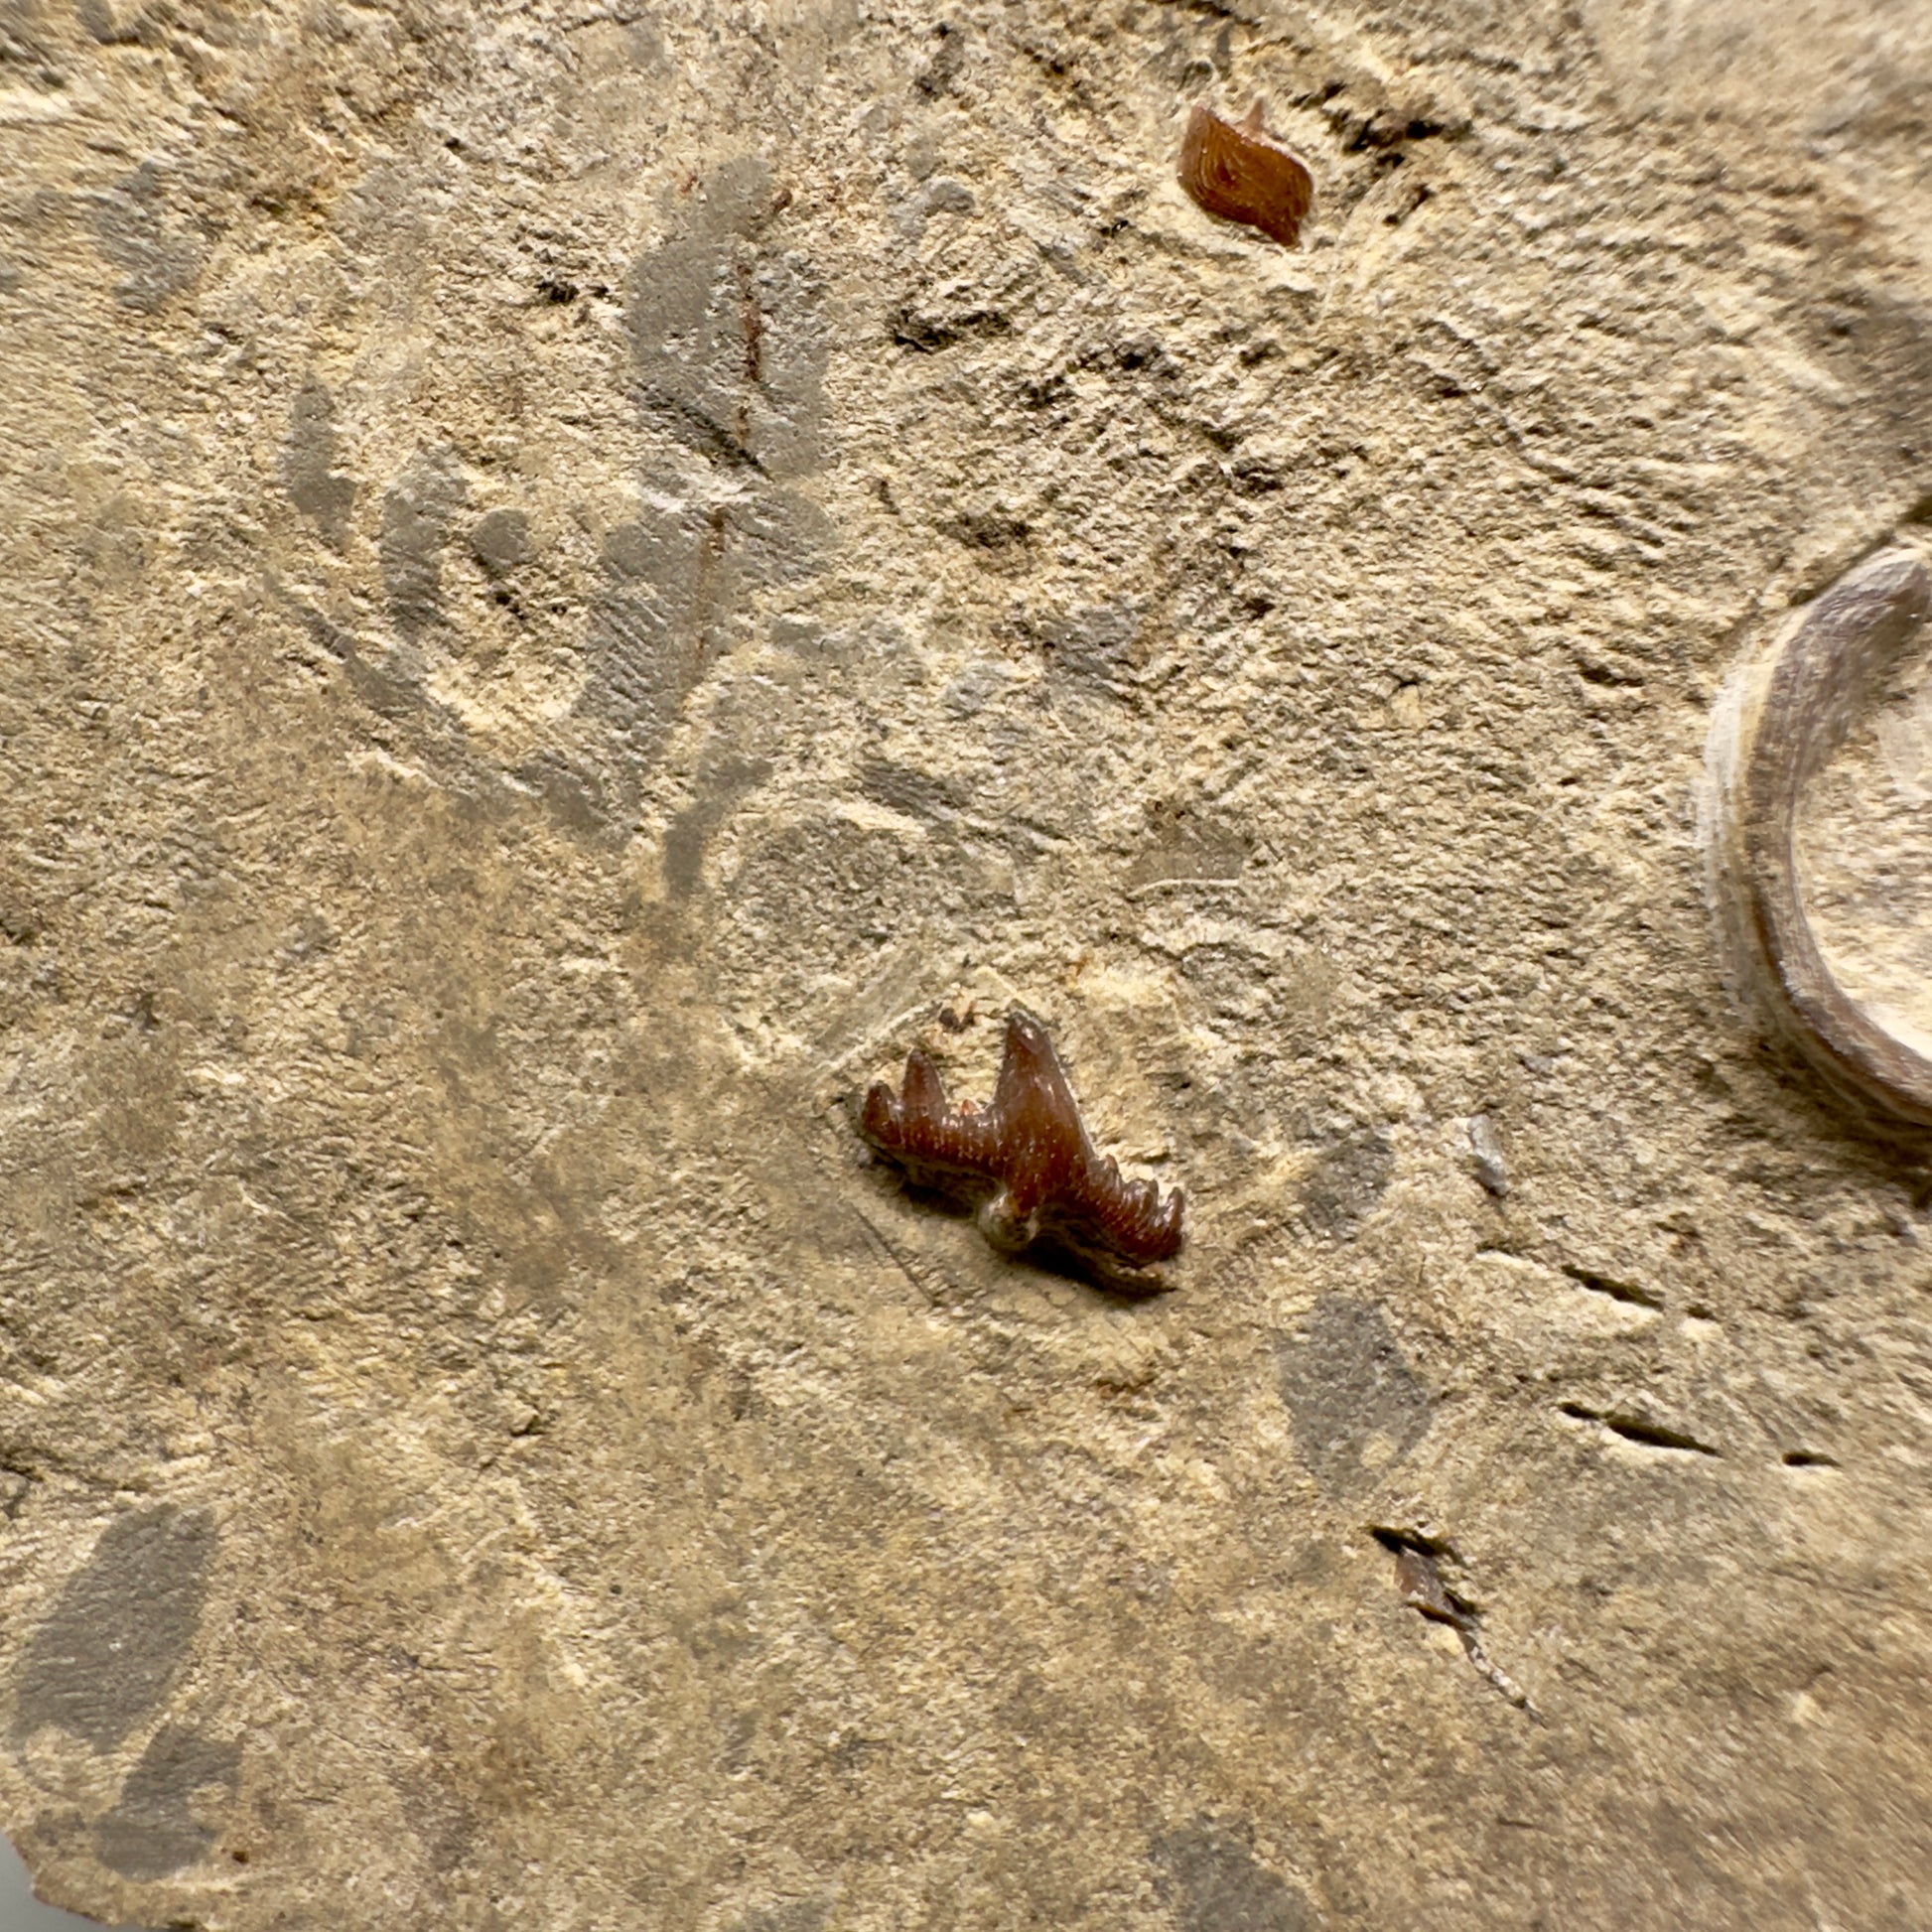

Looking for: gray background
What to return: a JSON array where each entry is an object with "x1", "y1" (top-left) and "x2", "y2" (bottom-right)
[{"x1": 0, "y1": 1841, "x2": 122, "y2": 1931}]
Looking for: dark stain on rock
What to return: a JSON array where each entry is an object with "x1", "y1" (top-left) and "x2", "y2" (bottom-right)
[
  {"x1": 14, "y1": 1505, "x2": 215, "y2": 1748},
  {"x1": 1037, "y1": 602, "x2": 1145, "y2": 700},
  {"x1": 578, "y1": 488, "x2": 827, "y2": 785},
  {"x1": 546, "y1": 157, "x2": 835, "y2": 828},
  {"x1": 380, "y1": 462, "x2": 467, "y2": 639},
  {"x1": 1128, "y1": 799, "x2": 1250, "y2": 887},
  {"x1": 468, "y1": 507, "x2": 531, "y2": 574},
  {"x1": 1278, "y1": 1297, "x2": 1433, "y2": 1496},
  {"x1": 1800, "y1": 286, "x2": 1932, "y2": 469},
  {"x1": 79, "y1": 491, "x2": 146, "y2": 586},
  {"x1": 1150, "y1": 1819, "x2": 1314, "y2": 1932},
  {"x1": 281, "y1": 378, "x2": 357, "y2": 549},
  {"x1": 731, "y1": 1899, "x2": 831, "y2": 1932},
  {"x1": 859, "y1": 758, "x2": 966, "y2": 824},
  {"x1": 1299, "y1": 1120, "x2": 1393, "y2": 1236},
  {"x1": 663, "y1": 753, "x2": 772, "y2": 897},
  {"x1": 275, "y1": 586, "x2": 423, "y2": 720},
  {"x1": 514, "y1": 753, "x2": 616, "y2": 841},
  {"x1": 725, "y1": 810, "x2": 976, "y2": 1000},
  {"x1": 913, "y1": 20, "x2": 964, "y2": 98},
  {"x1": 90, "y1": 164, "x2": 200, "y2": 312},
  {"x1": 94, "y1": 1725, "x2": 240, "y2": 1880},
  {"x1": 627, "y1": 158, "x2": 828, "y2": 481},
  {"x1": 76, "y1": 0, "x2": 157, "y2": 44},
  {"x1": 890, "y1": 299, "x2": 1012, "y2": 352},
  {"x1": 941, "y1": 506, "x2": 1030, "y2": 552}
]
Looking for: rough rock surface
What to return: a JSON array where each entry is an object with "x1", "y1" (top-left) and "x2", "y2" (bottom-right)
[{"x1": 2, "y1": 1, "x2": 1931, "y2": 1926}]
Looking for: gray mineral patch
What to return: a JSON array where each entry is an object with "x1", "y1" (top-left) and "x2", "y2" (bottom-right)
[{"x1": 14, "y1": 1509, "x2": 214, "y2": 1751}]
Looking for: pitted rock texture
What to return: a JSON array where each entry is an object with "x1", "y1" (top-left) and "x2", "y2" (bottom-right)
[{"x1": 2, "y1": 1, "x2": 1931, "y2": 1927}]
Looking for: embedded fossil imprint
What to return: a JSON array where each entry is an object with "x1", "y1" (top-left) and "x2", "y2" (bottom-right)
[
  {"x1": 1703, "y1": 543, "x2": 1932, "y2": 1130},
  {"x1": 859, "y1": 1010, "x2": 1184, "y2": 1287}
]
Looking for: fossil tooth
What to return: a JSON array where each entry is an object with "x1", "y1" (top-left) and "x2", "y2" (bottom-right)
[
  {"x1": 858, "y1": 1008, "x2": 1184, "y2": 1288},
  {"x1": 1177, "y1": 100, "x2": 1314, "y2": 248}
]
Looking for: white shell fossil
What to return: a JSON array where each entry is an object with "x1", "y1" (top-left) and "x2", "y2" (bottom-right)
[{"x1": 1701, "y1": 542, "x2": 1932, "y2": 1129}]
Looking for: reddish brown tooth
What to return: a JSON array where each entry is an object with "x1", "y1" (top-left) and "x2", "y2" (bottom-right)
[
  {"x1": 857, "y1": 1007, "x2": 1185, "y2": 1280},
  {"x1": 901, "y1": 1048, "x2": 946, "y2": 1115},
  {"x1": 861, "y1": 1082, "x2": 898, "y2": 1143},
  {"x1": 1177, "y1": 100, "x2": 1314, "y2": 248}
]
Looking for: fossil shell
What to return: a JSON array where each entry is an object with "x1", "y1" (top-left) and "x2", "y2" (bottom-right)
[{"x1": 1702, "y1": 544, "x2": 1932, "y2": 1128}]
